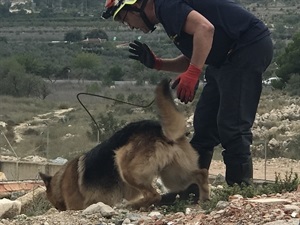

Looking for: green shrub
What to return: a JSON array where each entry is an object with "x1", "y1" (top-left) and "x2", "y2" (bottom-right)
[
  {"x1": 157, "y1": 180, "x2": 281, "y2": 214},
  {"x1": 200, "y1": 170, "x2": 299, "y2": 212},
  {"x1": 84, "y1": 29, "x2": 108, "y2": 40},
  {"x1": 160, "y1": 195, "x2": 196, "y2": 214},
  {"x1": 22, "y1": 194, "x2": 52, "y2": 216},
  {"x1": 273, "y1": 170, "x2": 299, "y2": 193},
  {"x1": 64, "y1": 29, "x2": 82, "y2": 42},
  {"x1": 285, "y1": 135, "x2": 300, "y2": 159},
  {"x1": 271, "y1": 79, "x2": 285, "y2": 89},
  {"x1": 58, "y1": 103, "x2": 70, "y2": 109},
  {"x1": 284, "y1": 74, "x2": 300, "y2": 96},
  {"x1": 0, "y1": 36, "x2": 8, "y2": 43},
  {"x1": 86, "y1": 83, "x2": 101, "y2": 93},
  {"x1": 127, "y1": 93, "x2": 146, "y2": 105},
  {"x1": 87, "y1": 111, "x2": 126, "y2": 142}
]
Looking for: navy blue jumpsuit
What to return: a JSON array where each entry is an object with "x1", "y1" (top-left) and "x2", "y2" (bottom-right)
[{"x1": 155, "y1": 0, "x2": 273, "y2": 185}]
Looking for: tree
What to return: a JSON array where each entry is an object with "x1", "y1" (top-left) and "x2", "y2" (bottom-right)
[
  {"x1": 72, "y1": 52, "x2": 98, "y2": 70},
  {"x1": 84, "y1": 29, "x2": 108, "y2": 40},
  {"x1": 0, "y1": 57, "x2": 25, "y2": 79},
  {"x1": 39, "y1": 82, "x2": 51, "y2": 100},
  {"x1": 106, "y1": 66, "x2": 124, "y2": 81},
  {"x1": 15, "y1": 54, "x2": 43, "y2": 75},
  {"x1": 0, "y1": 36, "x2": 8, "y2": 43},
  {"x1": 0, "y1": 2, "x2": 11, "y2": 17},
  {"x1": 33, "y1": 0, "x2": 46, "y2": 8},
  {"x1": 0, "y1": 70, "x2": 47, "y2": 98},
  {"x1": 0, "y1": 57, "x2": 49, "y2": 98},
  {"x1": 39, "y1": 8, "x2": 54, "y2": 17},
  {"x1": 284, "y1": 74, "x2": 300, "y2": 96},
  {"x1": 61, "y1": 0, "x2": 101, "y2": 11},
  {"x1": 39, "y1": 63, "x2": 59, "y2": 81},
  {"x1": 62, "y1": 0, "x2": 82, "y2": 8},
  {"x1": 86, "y1": 112, "x2": 125, "y2": 142},
  {"x1": 276, "y1": 32, "x2": 300, "y2": 83},
  {"x1": 64, "y1": 30, "x2": 82, "y2": 42},
  {"x1": 72, "y1": 52, "x2": 99, "y2": 82},
  {"x1": 18, "y1": 74, "x2": 46, "y2": 97}
]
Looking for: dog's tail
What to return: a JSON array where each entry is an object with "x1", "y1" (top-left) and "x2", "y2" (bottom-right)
[{"x1": 155, "y1": 79, "x2": 186, "y2": 141}]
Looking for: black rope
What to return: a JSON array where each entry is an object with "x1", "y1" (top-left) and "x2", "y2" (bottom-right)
[{"x1": 76, "y1": 92, "x2": 155, "y2": 132}]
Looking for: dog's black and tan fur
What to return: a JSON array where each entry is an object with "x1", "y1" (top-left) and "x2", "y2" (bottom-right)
[{"x1": 39, "y1": 79, "x2": 210, "y2": 210}]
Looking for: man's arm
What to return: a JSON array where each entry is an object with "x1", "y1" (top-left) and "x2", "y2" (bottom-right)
[
  {"x1": 184, "y1": 10, "x2": 214, "y2": 69},
  {"x1": 160, "y1": 11, "x2": 214, "y2": 73},
  {"x1": 170, "y1": 11, "x2": 214, "y2": 103},
  {"x1": 160, "y1": 54, "x2": 190, "y2": 73}
]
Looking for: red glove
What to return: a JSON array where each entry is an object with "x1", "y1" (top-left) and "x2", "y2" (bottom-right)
[{"x1": 171, "y1": 64, "x2": 202, "y2": 104}]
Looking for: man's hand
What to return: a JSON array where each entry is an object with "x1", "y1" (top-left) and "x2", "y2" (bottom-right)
[
  {"x1": 171, "y1": 64, "x2": 202, "y2": 104},
  {"x1": 129, "y1": 40, "x2": 162, "y2": 70}
]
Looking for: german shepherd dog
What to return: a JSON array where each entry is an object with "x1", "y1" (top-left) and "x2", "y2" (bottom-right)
[{"x1": 39, "y1": 79, "x2": 210, "y2": 210}]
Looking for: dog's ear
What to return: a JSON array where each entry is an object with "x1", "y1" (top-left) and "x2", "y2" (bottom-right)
[{"x1": 39, "y1": 172, "x2": 52, "y2": 188}]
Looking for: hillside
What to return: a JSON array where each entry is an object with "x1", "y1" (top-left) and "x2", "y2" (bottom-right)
[{"x1": 0, "y1": 82, "x2": 299, "y2": 163}]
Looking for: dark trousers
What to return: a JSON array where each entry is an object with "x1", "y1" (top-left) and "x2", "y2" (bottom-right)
[{"x1": 190, "y1": 36, "x2": 273, "y2": 173}]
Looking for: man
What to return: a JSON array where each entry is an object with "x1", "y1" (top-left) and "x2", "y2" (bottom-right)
[{"x1": 102, "y1": 0, "x2": 273, "y2": 203}]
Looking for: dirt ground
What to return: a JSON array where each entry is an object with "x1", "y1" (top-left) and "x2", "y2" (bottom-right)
[
  {"x1": 209, "y1": 157, "x2": 300, "y2": 181},
  {"x1": 1, "y1": 157, "x2": 299, "y2": 225}
]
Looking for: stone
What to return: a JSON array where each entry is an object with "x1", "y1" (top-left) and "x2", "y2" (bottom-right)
[
  {"x1": 0, "y1": 199, "x2": 21, "y2": 219},
  {"x1": 247, "y1": 198, "x2": 292, "y2": 204}
]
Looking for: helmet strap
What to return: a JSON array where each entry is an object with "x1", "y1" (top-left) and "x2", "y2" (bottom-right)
[
  {"x1": 139, "y1": 0, "x2": 156, "y2": 32},
  {"x1": 125, "y1": 0, "x2": 156, "y2": 32}
]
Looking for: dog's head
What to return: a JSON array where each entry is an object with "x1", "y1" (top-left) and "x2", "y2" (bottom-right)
[{"x1": 39, "y1": 172, "x2": 66, "y2": 211}]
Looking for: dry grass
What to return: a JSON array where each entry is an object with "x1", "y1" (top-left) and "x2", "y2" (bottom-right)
[
  {"x1": 0, "y1": 96, "x2": 57, "y2": 123},
  {"x1": 1, "y1": 82, "x2": 299, "y2": 161},
  {"x1": 0, "y1": 82, "x2": 158, "y2": 160}
]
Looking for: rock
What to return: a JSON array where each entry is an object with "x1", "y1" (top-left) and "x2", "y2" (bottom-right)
[
  {"x1": 212, "y1": 174, "x2": 225, "y2": 185},
  {"x1": 247, "y1": 198, "x2": 292, "y2": 204},
  {"x1": 148, "y1": 211, "x2": 162, "y2": 218},
  {"x1": 0, "y1": 172, "x2": 7, "y2": 181},
  {"x1": 215, "y1": 201, "x2": 230, "y2": 210},
  {"x1": 0, "y1": 199, "x2": 21, "y2": 219},
  {"x1": 264, "y1": 219, "x2": 300, "y2": 225},
  {"x1": 126, "y1": 213, "x2": 142, "y2": 221},
  {"x1": 21, "y1": 156, "x2": 47, "y2": 163},
  {"x1": 82, "y1": 202, "x2": 115, "y2": 217},
  {"x1": 49, "y1": 157, "x2": 68, "y2": 165},
  {"x1": 122, "y1": 218, "x2": 131, "y2": 224},
  {"x1": 283, "y1": 204, "x2": 300, "y2": 213}
]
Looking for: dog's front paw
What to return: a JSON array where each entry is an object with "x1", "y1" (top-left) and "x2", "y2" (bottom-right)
[
  {"x1": 199, "y1": 194, "x2": 210, "y2": 203},
  {"x1": 115, "y1": 199, "x2": 128, "y2": 209},
  {"x1": 125, "y1": 202, "x2": 147, "y2": 211},
  {"x1": 199, "y1": 198, "x2": 211, "y2": 203}
]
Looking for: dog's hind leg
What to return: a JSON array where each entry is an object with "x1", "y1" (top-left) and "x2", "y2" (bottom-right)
[
  {"x1": 120, "y1": 169, "x2": 161, "y2": 209},
  {"x1": 194, "y1": 169, "x2": 210, "y2": 202},
  {"x1": 126, "y1": 182, "x2": 161, "y2": 209},
  {"x1": 115, "y1": 143, "x2": 164, "y2": 209}
]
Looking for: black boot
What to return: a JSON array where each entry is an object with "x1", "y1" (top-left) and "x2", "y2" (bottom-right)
[
  {"x1": 225, "y1": 157, "x2": 253, "y2": 186},
  {"x1": 158, "y1": 150, "x2": 213, "y2": 206},
  {"x1": 198, "y1": 150, "x2": 214, "y2": 170}
]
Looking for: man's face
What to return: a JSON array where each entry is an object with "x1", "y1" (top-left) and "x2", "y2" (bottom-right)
[{"x1": 115, "y1": 9, "x2": 151, "y2": 33}]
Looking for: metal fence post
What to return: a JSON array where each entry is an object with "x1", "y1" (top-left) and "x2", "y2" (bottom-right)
[{"x1": 264, "y1": 140, "x2": 268, "y2": 181}]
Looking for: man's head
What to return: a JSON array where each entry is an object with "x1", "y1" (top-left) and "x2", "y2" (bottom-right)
[
  {"x1": 102, "y1": 0, "x2": 156, "y2": 33},
  {"x1": 39, "y1": 172, "x2": 67, "y2": 211},
  {"x1": 102, "y1": 0, "x2": 137, "y2": 20}
]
